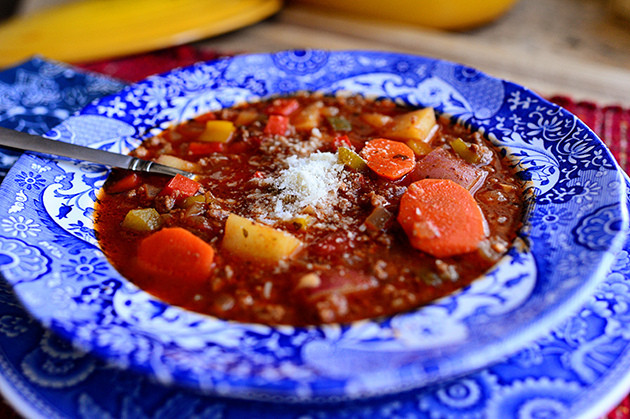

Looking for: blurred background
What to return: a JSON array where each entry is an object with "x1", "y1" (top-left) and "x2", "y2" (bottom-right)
[{"x1": 0, "y1": 0, "x2": 629, "y2": 103}]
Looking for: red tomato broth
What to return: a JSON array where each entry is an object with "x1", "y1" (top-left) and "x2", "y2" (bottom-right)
[{"x1": 95, "y1": 92, "x2": 523, "y2": 326}]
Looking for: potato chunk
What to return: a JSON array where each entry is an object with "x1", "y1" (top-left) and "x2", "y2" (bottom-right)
[
  {"x1": 155, "y1": 155, "x2": 200, "y2": 172},
  {"x1": 199, "y1": 120, "x2": 235, "y2": 143},
  {"x1": 292, "y1": 101, "x2": 323, "y2": 131},
  {"x1": 222, "y1": 214, "x2": 303, "y2": 263},
  {"x1": 381, "y1": 107, "x2": 437, "y2": 142}
]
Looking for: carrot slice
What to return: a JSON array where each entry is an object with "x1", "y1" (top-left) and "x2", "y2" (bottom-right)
[
  {"x1": 360, "y1": 138, "x2": 415, "y2": 180},
  {"x1": 397, "y1": 179, "x2": 485, "y2": 258},
  {"x1": 137, "y1": 227, "x2": 214, "y2": 284},
  {"x1": 106, "y1": 172, "x2": 141, "y2": 193}
]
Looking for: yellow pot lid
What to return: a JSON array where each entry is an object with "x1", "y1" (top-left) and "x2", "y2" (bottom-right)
[{"x1": 0, "y1": 0, "x2": 282, "y2": 67}]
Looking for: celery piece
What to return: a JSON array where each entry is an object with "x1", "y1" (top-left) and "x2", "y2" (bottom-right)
[
  {"x1": 338, "y1": 146, "x2": 367, "y2": 171},
  {"x1": 182, "y1": 194, "x2": 206, "y2": 208},
  {"x1": 450, "y1": 138, "x2": 481, "y2": 164},
  {"x1": 406, "y1": 139, "x2": 433, "y2": 156},
  {"x1": 361, "y1": 112, "x2": 393, "y2": 129},
  {"x1": 122, "y1": 208, "x2": 162, "y2": 231},
  {"x1": 327, "y1": 116, "x2": 352, "y2": 131},
  {"x1": 234, "y1": 109, "x2": 259, "y2": 126}
]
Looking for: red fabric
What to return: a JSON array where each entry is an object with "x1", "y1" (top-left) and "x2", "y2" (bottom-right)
[
  {"x1": 548, "y1": 96, "x2": 630, "y2": 174},
  {"x1": 75, "y1": 45, "x2": 231, "y2": 83},
  {"x1": 609, "y1": 395, "x2": 630, "y2": 419}
]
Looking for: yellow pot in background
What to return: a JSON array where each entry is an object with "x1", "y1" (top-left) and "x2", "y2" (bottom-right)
[
  {"x1": 291, "y1": 0, "x2": 519, "y2": 30},
  {"x1": 0, "y1": 0, "x2": 282, "y2": 66}
]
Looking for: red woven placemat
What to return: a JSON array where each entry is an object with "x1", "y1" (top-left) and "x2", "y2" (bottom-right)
[
  {"x1": 549, "y1": 96, "x2": 630, "y2": 174},
  {"x1": 75, "y1": 45, "x2": 232, "y2": 83}
]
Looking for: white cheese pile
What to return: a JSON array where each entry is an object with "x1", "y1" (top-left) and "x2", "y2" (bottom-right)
[{"x1": 271, "y1": 152, "x2": 344, "y2": 220}]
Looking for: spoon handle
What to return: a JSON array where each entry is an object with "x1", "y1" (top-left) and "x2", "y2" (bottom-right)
[{"x1": 0, "y1": 127, "x2": 194, "y2": 178}]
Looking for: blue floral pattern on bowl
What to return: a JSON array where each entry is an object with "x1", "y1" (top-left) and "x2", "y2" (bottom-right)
[{"x1": 0, "y1": 51, "x2": 627, "y2": 402}]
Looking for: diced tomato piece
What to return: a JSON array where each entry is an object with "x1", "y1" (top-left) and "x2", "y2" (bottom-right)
[
  {"x1": 333, "y1": 135, "x2": 352, "y2": 150},
  {"x1": 159, "y1": 174, "x2": 201, "y2": 202},
  {"x1": 188, "y1": 142, "x2": 224, "y2": 156},
  {"x1": 266, "y1": 98, "x2": 300, "y2": 116},
  {"x1": 106, "y1": 172, "x2": 141, "y2": 193},
  {"x1": 264, "y1": 115, "x2": 289, "y2": 136}
]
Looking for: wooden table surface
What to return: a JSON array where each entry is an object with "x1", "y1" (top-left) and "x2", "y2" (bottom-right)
[
  {"x1": 199, "y1": 0, "x2": 630, "y2": 106},
  {"x1": 15, "y1": 0, "x2": 630, "y2": 106}
]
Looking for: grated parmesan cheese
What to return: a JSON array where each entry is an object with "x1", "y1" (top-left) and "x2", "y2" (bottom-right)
[{"x1": 271, "y1": 152, "x2": 344, "y2": 220}]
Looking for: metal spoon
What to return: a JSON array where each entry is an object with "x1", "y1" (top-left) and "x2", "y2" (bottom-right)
[{"x1": 0, "y1": 126, "x2": 195, "y2": 179}]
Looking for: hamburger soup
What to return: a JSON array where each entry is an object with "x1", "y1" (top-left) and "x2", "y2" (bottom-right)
[{"x1": 95, "y1": 92, "x2": 523, "y2": 326}]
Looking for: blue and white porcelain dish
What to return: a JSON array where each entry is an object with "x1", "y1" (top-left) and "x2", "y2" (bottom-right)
[
  {"x1": 0, "y1": 50, "x2": 627, "y2": 402},
  {"x1": 2, "y1": 56, "x2": 630, "y2": 418}
]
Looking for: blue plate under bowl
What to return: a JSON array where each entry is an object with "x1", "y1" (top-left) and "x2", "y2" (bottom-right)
[{"x1": 0, "y1": 50, "x2": 627, "y2": 402}]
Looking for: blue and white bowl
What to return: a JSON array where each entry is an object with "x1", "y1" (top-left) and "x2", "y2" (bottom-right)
[{"x1": 0, "y1": 50, "x2": 627, "y2": 402}]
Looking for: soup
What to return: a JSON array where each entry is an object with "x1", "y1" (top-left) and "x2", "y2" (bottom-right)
[{"x1": 95, "y1": 92, "x2": 523, "y2": 326}]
